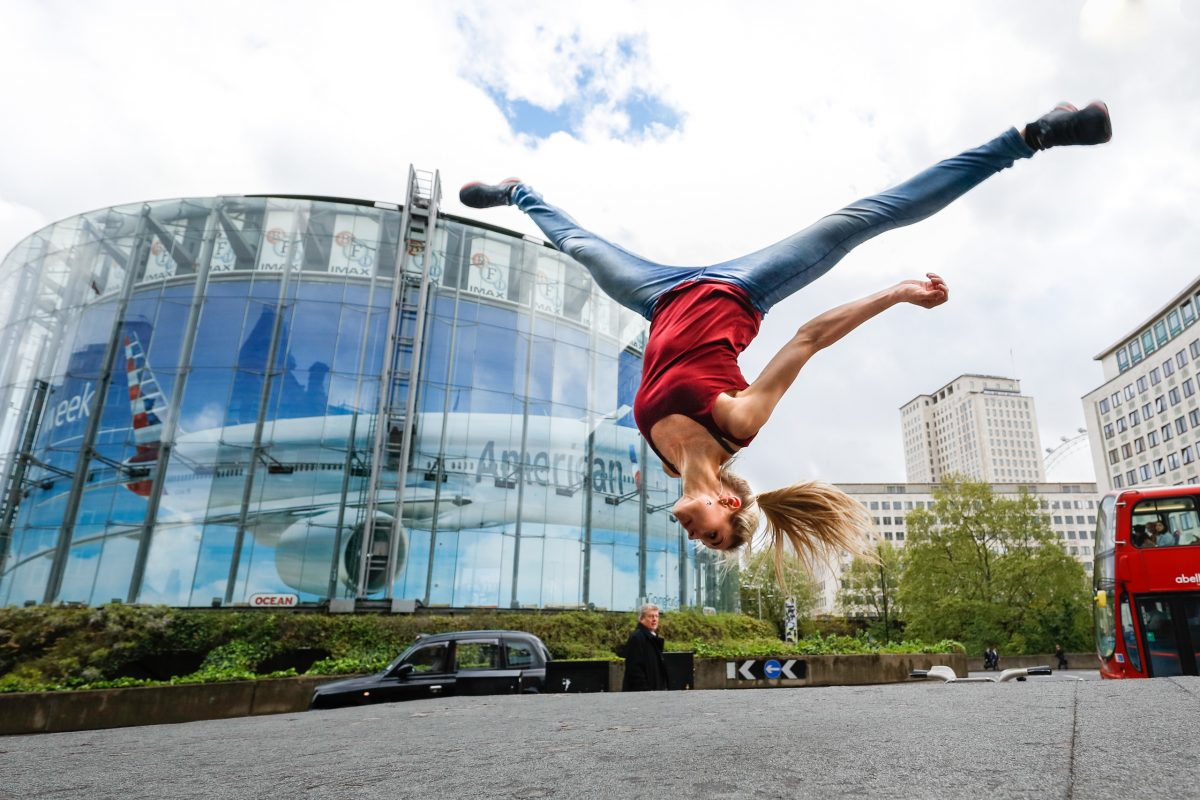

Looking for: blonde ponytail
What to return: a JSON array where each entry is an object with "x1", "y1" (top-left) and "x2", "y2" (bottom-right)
[{"x1": 722, "y1": 472, "x2": 875, "y2": 586}]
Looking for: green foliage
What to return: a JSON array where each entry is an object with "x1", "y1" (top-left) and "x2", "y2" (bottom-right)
[
  {"x1": 897, "y1": 476, "x2": 1093, "y2": 655},
  {"x1": 837, "y1": 542, "x2": 904, "y2": 642},
  {"x1": 0, "y1": 602, "x2": 961, "y2": 693},
  {"x1": 688, "y1": 634, "x2": 963, "y2": 658},
  {"x1": 0, "y1": 604, "x2": 777, "y2": 692},
  {"x1": 737, "y1": 548, "x2": 820, "y2": 637}
]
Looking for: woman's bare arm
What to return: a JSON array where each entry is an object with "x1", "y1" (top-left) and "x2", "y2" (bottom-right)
[{"x1": 717, "y1": 273, "x2": 949, "y2": 439}]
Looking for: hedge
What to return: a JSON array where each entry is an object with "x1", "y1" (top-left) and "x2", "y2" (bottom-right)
[{"x1": 0, "y1": 604, "x2": 960, "y2": 693}]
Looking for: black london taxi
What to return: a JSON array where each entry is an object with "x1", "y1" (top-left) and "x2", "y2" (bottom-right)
[{"x1": 309, "y1": 630, "x2": 551, "y2": 709}]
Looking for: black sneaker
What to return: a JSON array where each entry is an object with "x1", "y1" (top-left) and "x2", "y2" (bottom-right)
[
  {"x1": 1023, "y1": 101, "x2": 1112, "y2": 150},
  {"x1": 459, "y1": 178, "x2": 521, "y2": 209}
]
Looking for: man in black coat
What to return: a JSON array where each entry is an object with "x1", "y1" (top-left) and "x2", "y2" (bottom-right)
[{"x1": 622, "y1": 604, "x2": 669, "y2": 691}]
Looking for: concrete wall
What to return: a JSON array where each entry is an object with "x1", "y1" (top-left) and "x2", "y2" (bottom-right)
[
  {"x1": 0, "y1": 676, "x2": 330, "y2": 736},
  {"x1": 965, "y1": 653, "x2": 1095, "y2": 672},
  {"x1": 693, "y1": 653, "x2": 969, "y2": 690},
  {"x1": 2, "y1": 653, "x2": 967, "y2": 736}
]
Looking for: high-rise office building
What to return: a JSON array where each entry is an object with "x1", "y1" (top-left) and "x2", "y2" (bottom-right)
[
  {"x1": 900, "y1": 374, "x2": 1045, "y2": 484},
  {"x1": 1082, "y1": 277, "x2": 1200, "y2": 493}
]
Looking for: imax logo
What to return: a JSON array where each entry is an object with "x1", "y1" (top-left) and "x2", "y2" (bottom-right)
[{"x1": 1174, "y1": 573, "x2": 1200, "y2": 585}]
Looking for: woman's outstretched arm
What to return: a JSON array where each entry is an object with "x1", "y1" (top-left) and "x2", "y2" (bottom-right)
[{"x1": 719, "y1": 273, "x2": 948, "y2": 439}]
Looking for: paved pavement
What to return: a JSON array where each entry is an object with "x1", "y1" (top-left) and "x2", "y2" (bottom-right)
[{"x1": 3, "y1": 673, "x2": 1198, "y2": 800}]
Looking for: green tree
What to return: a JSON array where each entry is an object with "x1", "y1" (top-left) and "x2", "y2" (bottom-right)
[
  {"x1": 739, "y1": 549, "x2": 820, "y2": 639},
  {"x1": 897, "y1": 476, "x2": 1091, "y2": 655},
  {"x1": 837, "y1": 541, "x2": 904, "y2": 642}
]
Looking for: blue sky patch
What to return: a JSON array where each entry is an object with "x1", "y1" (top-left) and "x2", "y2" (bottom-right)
[{"x1": 475, "y1": 34, "x2": 682, "y2": 141}]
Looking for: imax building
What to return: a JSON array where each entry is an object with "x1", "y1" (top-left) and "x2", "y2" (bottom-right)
[{"x1": 0, "y1": 169, "x2": 734, "y2": 612}]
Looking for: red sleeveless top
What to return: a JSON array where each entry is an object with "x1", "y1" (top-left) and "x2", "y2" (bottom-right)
[{"x1": 633, "y1": 280, "x2": 763, "y2": 472}]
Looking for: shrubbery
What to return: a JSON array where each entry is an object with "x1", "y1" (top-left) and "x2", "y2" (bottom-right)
[{"x1": 0, "y1": 604, "x2": 956, "y2": 693}]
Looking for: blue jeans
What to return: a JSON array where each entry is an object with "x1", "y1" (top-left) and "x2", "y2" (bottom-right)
[{"x1": 511, "y1": 128, "x2": 1034, "y2": 319}]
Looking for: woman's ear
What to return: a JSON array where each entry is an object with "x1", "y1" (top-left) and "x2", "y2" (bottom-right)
[{"x1": 720, "y1": 495, "x2": 742, "y2": 510}]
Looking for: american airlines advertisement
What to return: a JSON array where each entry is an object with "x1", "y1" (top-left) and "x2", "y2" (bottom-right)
[{"x1": 8, "y1": 282, "x2": 681, "y2": 609}]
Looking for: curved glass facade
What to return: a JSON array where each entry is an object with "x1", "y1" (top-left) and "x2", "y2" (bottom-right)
[{"x1": 0, "y1": 187, "x2": 735, "y2": 611}]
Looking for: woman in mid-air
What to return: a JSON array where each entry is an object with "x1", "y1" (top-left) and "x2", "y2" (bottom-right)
[{"x1": 460, "y1": 101, "x2": 1112, "y2": 575}]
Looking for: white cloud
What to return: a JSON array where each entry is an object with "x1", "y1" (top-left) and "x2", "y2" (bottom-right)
[{"x1": 1, "y1": 0, "x2": 1199, "y2": 490}]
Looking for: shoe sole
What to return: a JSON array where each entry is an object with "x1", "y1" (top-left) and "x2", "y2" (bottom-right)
[{"x1": 1084, "y1": 101, "x2": 1112, "y2": 143}]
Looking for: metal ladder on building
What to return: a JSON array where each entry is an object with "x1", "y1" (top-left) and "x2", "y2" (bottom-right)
[{"x1": 355, "y1": 166, "x2": 441, "y2": 599}]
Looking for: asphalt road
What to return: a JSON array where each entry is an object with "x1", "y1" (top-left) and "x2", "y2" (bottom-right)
[{"x1": 3, "y1": 675, "x2": 1198, "y2": 800}]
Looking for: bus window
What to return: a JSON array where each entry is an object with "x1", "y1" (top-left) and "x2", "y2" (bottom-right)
[
  {"x1": 1095, "y1": 495, "x2": 1116, "y2": 552},
  {"x1": 1131, "y1": 496, "x2": 1200, "y2": 548},
  {"x1": 1138, "y1": 599, "x2": 1182, "y2": 677},
  {"x1": 1119, "y1": 595, "x2": 1141, "y2": 673}
]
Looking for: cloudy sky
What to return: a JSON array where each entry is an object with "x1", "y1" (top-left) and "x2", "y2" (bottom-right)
[{"x1": 1, "y1": 0, "x2": 1197, "y2": 491}]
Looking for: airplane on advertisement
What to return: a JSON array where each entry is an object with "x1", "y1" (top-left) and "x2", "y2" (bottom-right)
[{"x1": 116, "y1": 331, "x2": 676, "y2": 597}]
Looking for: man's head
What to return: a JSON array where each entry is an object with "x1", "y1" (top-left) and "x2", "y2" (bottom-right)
[{"x1": 639, "y1": 604, "x2": 661, "y2": 633}]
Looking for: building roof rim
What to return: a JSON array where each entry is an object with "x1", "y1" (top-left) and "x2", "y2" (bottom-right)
[
  {"x1": 1, "y1": 193, "x2": 557, "y2": 264},
  {"x1": 898, "y1": 373, "x2": 1021, "y2": 410},
  {"x1": 1092, "y1": 275, "x2": 1200, "y2": 361}
]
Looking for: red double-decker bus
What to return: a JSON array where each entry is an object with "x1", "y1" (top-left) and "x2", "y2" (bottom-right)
[{"x1": 1094, "y1": 485, "x2": 1200, "y2": 678}]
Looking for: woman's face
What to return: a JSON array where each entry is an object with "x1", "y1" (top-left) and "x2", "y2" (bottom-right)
[{"x1": 672, "y1": 495, "x2": 737, "y2": 551}]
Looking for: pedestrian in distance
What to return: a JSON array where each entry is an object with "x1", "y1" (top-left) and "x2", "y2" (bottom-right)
[
  {"x1": 621, "y1": 604, "x2": 670, "y2": 691},
  {"x1": 461, "y1": 101, "x2": 1113, "y2": 581},
  {"x1": 1055, "y1": 644, "x2": 1069, "y2": 670}
]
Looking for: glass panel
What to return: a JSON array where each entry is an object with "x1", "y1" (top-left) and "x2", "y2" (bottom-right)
[
  {"x1": 1139, "y1": 599, "x2": 1182, "y2": 677},
  {"x1": 1120, "y1": 595, "x2": 1141, "y2": 671},
  {"x1": 455, "y1": 640, "x2": 502, "y2": 670},
  {"x1": 1186, "y1": 598, "x2": 1200, "y2": 672},
  {"x1": 1131, "y1": 496, "x2": 1200, "y2": 548},
  {"x1": 404, "y1": 643, "x2": 449, "y2": 674},
  {"x1": 1154, "y1": 320, "x2": 1169, "y2": 345},
  {"x1": 505, "y1": 640, "x2": 535, "y2": 668}
]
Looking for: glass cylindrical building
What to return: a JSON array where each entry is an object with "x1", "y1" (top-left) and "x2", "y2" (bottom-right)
[{"x1": 0, "y1": 172, "x2": 735, "y2": 611}]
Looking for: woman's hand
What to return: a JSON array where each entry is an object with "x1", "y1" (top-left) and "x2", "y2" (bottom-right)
[{"x1": 898, "y1": 272, "x2": 949, "y2": 309}]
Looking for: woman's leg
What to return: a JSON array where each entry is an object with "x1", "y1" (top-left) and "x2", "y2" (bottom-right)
[
  {"x1": 702, "y1": 128, "x2": 1035, "y2": 314},
  {"x1": 510, "y1": 184, "x2": 700, "y2": 320}
]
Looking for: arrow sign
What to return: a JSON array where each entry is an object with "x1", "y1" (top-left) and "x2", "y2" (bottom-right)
[{"x1": 727, "y1": 659, "x2": 807, "y2": 681}]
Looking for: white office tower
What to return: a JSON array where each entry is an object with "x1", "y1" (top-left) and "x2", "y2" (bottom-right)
[
  {"x1": 900, "y1": 375, "x2": 1046, "y2": 484},
  {"x1": 1082, "y1": 277, "x2": 1200, "y2": 493}
]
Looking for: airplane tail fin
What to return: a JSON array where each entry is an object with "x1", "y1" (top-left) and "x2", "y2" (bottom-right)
[{"x1": 124, "y1": 331, "x2": 168, "y2": 496}]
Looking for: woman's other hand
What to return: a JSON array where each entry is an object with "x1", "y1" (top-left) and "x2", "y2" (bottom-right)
[{"x1": 898, "y1": 272, "x2": 949, "y2": 309}]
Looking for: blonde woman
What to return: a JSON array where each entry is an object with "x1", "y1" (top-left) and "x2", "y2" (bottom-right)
[{"x1": 460, "y1": 102, "x2": 1111, "y2": 573}]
